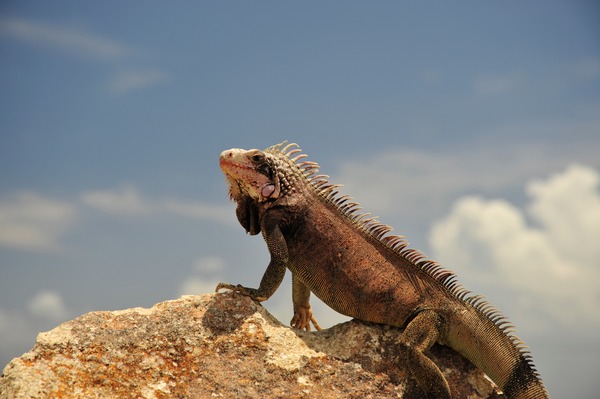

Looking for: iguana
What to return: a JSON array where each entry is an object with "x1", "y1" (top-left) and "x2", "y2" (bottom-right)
[{"x1": 215, "y1": 141, "x2": 549, "y2": 399}]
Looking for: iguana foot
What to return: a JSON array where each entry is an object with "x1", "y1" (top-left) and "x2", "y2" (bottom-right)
[
  {"x1": 215, "y1": 283, "x2": 268, "y2": 302},
  {"x1": 291, "y1": 306, "x2": 322, "y2": 331}
]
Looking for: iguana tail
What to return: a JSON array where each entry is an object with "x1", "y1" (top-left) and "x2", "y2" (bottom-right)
[{"x1": 445, "y1": 301, "x2": 549, "y2": 398}]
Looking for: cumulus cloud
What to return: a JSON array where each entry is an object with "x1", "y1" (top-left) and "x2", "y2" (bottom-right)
[
  {"x1": 335, "y1": 148, "x2": 536, "y2": 222},
  {"x1": 527, "y1": 165, "x2": 600, "y2": 264},
  {"x1": 0, "y1": 192, "x2": 77, "y2": 252},
  {"x1": 429, "y1": 164, "x2": 600, "y2": 331},
  {"x1": 0, "y1": 16, "x2": 128, "y2": 59},
  {"x1": 27, "y1": 290, "x2": 69, "y2": 322},
  {"x1": 335, "y1": 136, "x2": 600, "y2": 225}
]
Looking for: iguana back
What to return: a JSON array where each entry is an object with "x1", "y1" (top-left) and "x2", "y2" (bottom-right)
[{"x1": 217, "y1": 142, "x2": 549, "y2": 399}]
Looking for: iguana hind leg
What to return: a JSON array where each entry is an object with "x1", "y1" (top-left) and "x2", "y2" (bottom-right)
[
  {"x1": 290, "y1": 275, "x2": 322, "y2": 331},
  {"x1": 398, "y1": 309, "x2": 451, "y2": 399}
]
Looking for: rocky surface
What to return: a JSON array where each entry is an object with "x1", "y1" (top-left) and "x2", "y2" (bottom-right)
[{"x1": 0, "y1": 293, "x2": 501, "y2": 398}]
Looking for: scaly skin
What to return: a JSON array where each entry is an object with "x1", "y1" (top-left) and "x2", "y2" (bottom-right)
[{"x1": 216, "y1": 142, "x2": 549, "y2": 399}]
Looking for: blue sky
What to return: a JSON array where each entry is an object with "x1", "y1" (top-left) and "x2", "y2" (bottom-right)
[{"x1": 1, "y1": 2, "x2": 599, "y2": 397}]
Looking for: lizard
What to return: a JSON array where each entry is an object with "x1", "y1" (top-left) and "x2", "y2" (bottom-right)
[{"x1": 215, "y1": 141, "x2": 549, "y2": 399}]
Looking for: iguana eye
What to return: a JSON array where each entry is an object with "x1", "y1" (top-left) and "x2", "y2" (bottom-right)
[
  {"x1": 251, "y1": 153, "x2": 264, "y2": 163},
  {"x1": 257, "y1": 163, "x2": 272, "y2": 177}
]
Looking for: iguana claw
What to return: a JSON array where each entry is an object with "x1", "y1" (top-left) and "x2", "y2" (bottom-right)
[
  {"x1": 291, "y1": 306, "x2": 322, "y2": 331},
  {"x1": 215, "y1": 282, "x2": 268, "y2": 302},
  {"x1": 215, "y1": 282, "x2": 240, "y2": 293}
]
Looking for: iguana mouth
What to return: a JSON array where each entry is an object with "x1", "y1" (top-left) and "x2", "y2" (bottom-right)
[{"x1": 219, "y1": 157, "x2": 251, "y2": 173}]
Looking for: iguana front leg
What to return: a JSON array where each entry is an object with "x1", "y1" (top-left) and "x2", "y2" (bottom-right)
[
  {"x1": 290, "y1": 275, "x2": 322, "y2": 331},
  {"x1": 216, "y1": 220, "x2": 287, "y2": 302}
]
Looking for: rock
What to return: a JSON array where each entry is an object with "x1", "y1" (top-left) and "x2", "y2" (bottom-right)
[{"x1": 0, "y1": 293, "x2": 501, "y2": 398}]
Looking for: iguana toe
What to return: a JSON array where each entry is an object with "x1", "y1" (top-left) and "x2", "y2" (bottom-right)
[{"x1": 291, "y1": 306, "x2": 322, "y2": 331}]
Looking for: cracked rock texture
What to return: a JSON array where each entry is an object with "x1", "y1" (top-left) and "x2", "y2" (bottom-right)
[{"x1": 0, "y1": 293, "x2": 501, "y2": 398}]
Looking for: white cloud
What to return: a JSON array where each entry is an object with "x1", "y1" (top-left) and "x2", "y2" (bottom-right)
[
  {"x1": 179, "y1": 278, "x2": 221, "y2": 297},
  {"x1": 527, "y1": 164, "x2": 600, "y2": 264},
  {"x1": 27, "y1": 291, "x2": 69, "y2": 322},
  {"x1": 0, "y1": 186, "x2": 232, "y2": 252},
  {"x1": 192, "y1": 256, "x2": 226, "y2": 273},
  {"x1": 178, "y1": 256, "x2": 227, "y2": 296},
  {"x1": 429, "y1": 164, "x2": 600, "y2": 331},
  {"x1": 0, "y1": 192, "x2": 77, "y2": 252},
  {"x1": 80, "y1": 185, "x2": 234, "y2": 226},
  {"x1": 0, "y1": 16, "x2": 128, "y2": 59},
  {"x1": 335, "y1": 147, "x2": 540, "y2": 222},
  {"x1": 0, "y1": 17, "x2": 169, "y2": 94},
  {"x1": 334, "y1": 130, "x2": 600, "y2": 225},
  {"x1": 81, "y1": 185, "x2": 154, "y2": 215},
  {"x1": 108, "y1": 69, "x2": 169, "y2": 93},
  {"x1": 163, "y1": 199, "x2": 234, "y2": 225},
  {"x1": 0, "y1": 291, "x2": 72, "y2": 366}
]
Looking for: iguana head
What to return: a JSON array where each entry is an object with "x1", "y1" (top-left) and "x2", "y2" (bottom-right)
[
  {"x1": 220, "y1": 148, "x2": 282, "y2": 204},
  {"x1": 220, "y1": 143, "x2": 307, "y2": 235}
]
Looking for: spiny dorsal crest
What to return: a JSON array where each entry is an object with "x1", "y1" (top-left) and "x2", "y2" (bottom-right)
[
  {"x1": 264, "y1": 142, "x2": 543, "y2": 382},
  {"x1": 266, "y1": 141, "x2": 343, "y2": 200}
]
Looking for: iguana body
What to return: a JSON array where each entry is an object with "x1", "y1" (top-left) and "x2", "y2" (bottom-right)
[{"x1": 216, "y1": 142, "x2": 549, "y2": 399}]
